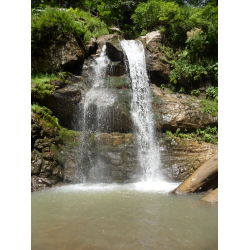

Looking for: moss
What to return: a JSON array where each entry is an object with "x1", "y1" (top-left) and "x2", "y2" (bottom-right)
[
  {"x1": 31, "y1": 72, "x2": 72, "y2": 99},
  {"x1": 32, "y1": 103, "x2": 81, "y2": 146},
  {"x1": 51, "y1": 144, "x2": 66, "y2": 165}
]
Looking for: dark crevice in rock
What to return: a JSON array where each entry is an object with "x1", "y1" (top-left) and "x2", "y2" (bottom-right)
[{"x1": 62, "y1": 58, "x2": 85, "y2": 76}]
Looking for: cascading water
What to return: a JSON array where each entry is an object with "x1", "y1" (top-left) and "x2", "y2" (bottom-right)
[
  {"x1": 120, "y1": 40, "x2": 161, "y2": 181},
  {"x1": 32, "y1": 42, "x2": 217, "y2": 250},
  {"x1": 83, "y1": 44, "x2": 115, "y2": 133}
]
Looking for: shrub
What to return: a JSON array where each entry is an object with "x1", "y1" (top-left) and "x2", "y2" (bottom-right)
[
  {"x1": 190, "y1": 89, "x2": 200, "y2": 96},
  {"x1": 199, "y1": 99, "x2": 218, "y2": 116},
  {"x1": 166, "y1": 125, "x2": 217, "y2": 144},
  {"x1": 31, "y1": 6, "x2": 109, "y2": 45},
  {"x1": 179, "y1": 86, "x2": 185, "y2": 93},
  {"x1": 206, "y1": 86, "x2": 218, "y2": 100}
]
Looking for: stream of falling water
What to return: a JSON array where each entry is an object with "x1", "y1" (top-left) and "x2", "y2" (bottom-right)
[
  {"x1": 121, "y1": 40, "x2": 161, "y2": 181},
  {"x1": 83, "y1": 44, "x2": 115, "y2": 133}
]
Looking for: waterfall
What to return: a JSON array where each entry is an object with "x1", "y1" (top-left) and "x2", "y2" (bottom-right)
[
  {"x1": 83, "y1": 44, "x2": 115, "y2": 133},
  {"x1": 120, "y1": 40, "x2": 161, "y2": 181}
]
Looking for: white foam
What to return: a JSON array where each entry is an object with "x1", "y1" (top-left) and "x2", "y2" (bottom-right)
[{"x1": 53, "y1": 182, "x2": 180, "y2": 194}]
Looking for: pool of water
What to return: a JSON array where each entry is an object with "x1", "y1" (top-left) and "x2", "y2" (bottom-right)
[{"x1": 31, "y1": 182, "x2": 218, "y2": 250}]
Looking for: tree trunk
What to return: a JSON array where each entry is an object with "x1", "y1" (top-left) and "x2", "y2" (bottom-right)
[
  {"x1": 172, "y1": 154, "x2": 218, "y2": 194},
  {"x1": 201, "y1": 188, "x2": 218, "y2": 203}
]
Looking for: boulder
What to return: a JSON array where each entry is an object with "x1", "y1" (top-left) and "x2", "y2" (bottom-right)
[
  {"x1": 97, "y1": 34, "x2": 121, "y2": 50},
  {"x1": 201, "y1": 188, "x2": 218, "y2": 203},
  {"x1": 31, "y1": 159, "x2": 42, "y2": 175},
  {"x1": 85, "y1": 37, "x2": 97, "y2": 55},
  {"x1": 172, "y1": 154, "x2": 218, "y2": 194},
  {"x1": 106, "y1": 37, "x2": 124, "y2": 62},
  {"x1": 32, "y1": 34, "x2": 85, "y2": 73},
  {"x1": 96, "y1": 34, "x2": 124, "y2": 63},
  {"x1": 139, "y1": 31, "x2": 170, "y2": 83},
  {"x1": 152, "y1": 85, "x2": 218, "y2": 132}
]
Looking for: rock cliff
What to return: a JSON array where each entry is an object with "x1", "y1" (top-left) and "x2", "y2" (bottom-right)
[{"x1": 31, "y1": 33, "x2": 218, "y2": 191}]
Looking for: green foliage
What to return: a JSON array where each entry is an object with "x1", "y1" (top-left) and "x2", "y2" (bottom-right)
[
  {"x1": 132, "y1": 0, "x2": 163, "y2": 31},
  {"x1": 31, "y1": 103, "x2": 60, "y2": 129},
  {"x1": 31, "y1": 73, "x2": 57, "y2": 98},
  {"x1": 169, "y1": 50, "x2": 209, "y2": 83},
  {"x1": 199, "y1": 99, "x2": 218, "y2": 116},
  {"x1": 206, "y1": 86, "x2": 218, "y2": 101},
  {"x1": 179, "y1": 86, "x2": 185, "y2": 93},
  {"x1": 132, "y1": 1, "x2": 218, "y2": 84},
  {"x1": 166, "y1": 130, "x2": 173, "y2": 137},
  {"x1": 50, "y1": 144, "x2": 66, "y2": 164},
  {"x1": 31, "y1": 6, "x2": 109, "y2": 45},
  {"x1": 190, "y1": 89, "x2": 200, "y2": 96},
  {"x1": 166, "y1": 125, "x2": 217, "y2": 144},
  {"x1": 140, "y1": 29, "x2": 147, "y2": 36},
  {"x1": 58, "y1": 128, "x2": 81, "y2": 146},
  {"x1": 31, "y1": 72, "x2": 72, "y2": 99},
  {"x1": 32, "y1": 103, "x2": 81, "y2": 146},
  {"x1": 160, "y1": 84, "x2": 166, "y2": 90},
  {"x1": 170, "y1": 85, "x2": 176, "y2": 92}
]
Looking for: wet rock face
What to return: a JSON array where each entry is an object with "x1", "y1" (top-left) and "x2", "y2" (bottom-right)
[
  {"x1": 34, "y1": 85, "x2": 82, "y2": 130},
  {"x1": 106, "y1": 37, "x2": 124, "y2": 62},
  {"x1": 32, "y1": 34, "x2": 84, "y2": 74},
  {"x1": 78, "y1": 87, "x2": 132, "y2": 133},
  {"x1": 152, "y1": 85, "x2": 218, "y2": 132},
  {"x1": 31, "y1": 112, "x2": 78, "y2": 192},
  {"x1": 97, "y1": 34, "x2": 126, "y2": 76},
  {"x1": 76, "y1": 132, "x2": 218, "y2": 183},
  {"x1": 79, "y1": 133, "x2": 141, "y2": 183},
  {"x1": 159, "y1": 137, "x2": 218, "y2": 181}
]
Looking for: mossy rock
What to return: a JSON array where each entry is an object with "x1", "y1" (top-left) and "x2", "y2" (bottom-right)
[{"x1": 106, "y1": 75, "x2": 129, "y2": 89}]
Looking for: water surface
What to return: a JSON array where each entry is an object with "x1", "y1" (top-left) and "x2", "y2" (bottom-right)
[{"x1": 32, "y1": 182, "x2": 218, "y2": 250}]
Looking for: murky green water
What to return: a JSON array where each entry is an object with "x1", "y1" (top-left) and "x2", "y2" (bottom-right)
[{"x1": 31, "y1": 182, "x2": 218, "y2": 250}]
